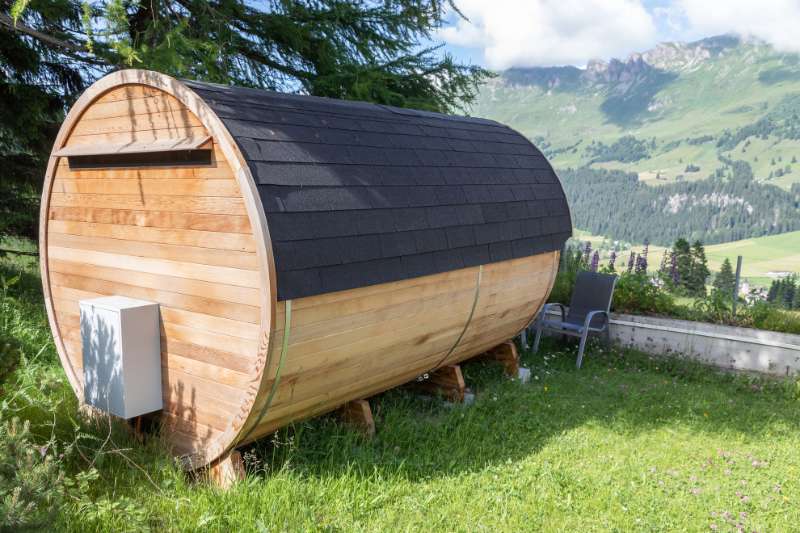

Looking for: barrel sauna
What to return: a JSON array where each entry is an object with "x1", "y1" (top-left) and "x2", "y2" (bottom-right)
[{"x1": 40, "y1": 69, "x2": 572, "y2": 468}]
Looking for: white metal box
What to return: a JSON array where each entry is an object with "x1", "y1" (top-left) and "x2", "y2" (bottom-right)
[{"x1": 79, "y1": 296, "x2": 162, "y2": 418}]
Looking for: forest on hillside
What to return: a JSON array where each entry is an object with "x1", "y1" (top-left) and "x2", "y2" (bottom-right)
[{"x1": 560, "y1": 166, "x2": 800, "y2": 245}]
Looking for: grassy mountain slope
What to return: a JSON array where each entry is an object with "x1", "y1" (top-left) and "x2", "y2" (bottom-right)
[
  {"x1": 472, "y1": 36, "x2": 800, "y2": 189},
  {"x1": 471, "y1": 35, "x2": 800, "y2": 265}
]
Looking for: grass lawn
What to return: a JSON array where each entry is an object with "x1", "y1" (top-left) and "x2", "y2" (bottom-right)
[{"x1": 2, "y1": 247, "x2": 799, "y2": 532}]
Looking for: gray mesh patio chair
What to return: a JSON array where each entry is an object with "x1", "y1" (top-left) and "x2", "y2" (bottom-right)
[{"x1": 531, "y1": 271, "x2": 618, "y2": 369}]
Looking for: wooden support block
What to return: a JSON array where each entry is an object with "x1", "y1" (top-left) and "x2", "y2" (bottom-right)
[
  {"x1": 339, "y1": 399, "x2": 376, "y2": 438},
  {"x1": 207, "y1": 450, "x2": 245, "y2": 489},
  {"x1": 484, "y1": 341, "x2": 520, "y2": 377},
  {"x1": 412, "y1": 364, "x2": 466, "y2": 403},
  {"x1": 131, "y1": 415, "x2": 144, "y2": 443}
]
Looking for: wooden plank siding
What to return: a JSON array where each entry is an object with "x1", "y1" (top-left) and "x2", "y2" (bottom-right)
[
  {"x1": 240, "y1": 252, "x2": 558, "y2": 444},
  {"x1": 44, "y1": 83, "x2": 264, "y2": 463}
]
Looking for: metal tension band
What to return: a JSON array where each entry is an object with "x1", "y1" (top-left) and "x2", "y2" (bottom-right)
[
  {"x1": 237, "y1": 299, "x2": 292, "y2": 444},
  {"x1": 429, "y1": 264, "x2": 483, "y2": 373}
]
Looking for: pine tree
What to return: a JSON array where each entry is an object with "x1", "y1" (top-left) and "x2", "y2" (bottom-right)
[
  {"x1": 783, "y1": 275, "x2": 797, "y2": 309},
  {"x1": 2, "y1": 0, "x2": 490, "y2": 239},
  {"x1": 672, "y1": 238, "x2": 693, "y2": 293},
  {"x1": 767, "y1": 279, "x2": 779, "y2": 302},
  {"x1": 1, "y1": 1, "x2": 87, "y2": 238},
  {"x1": 793, "y1": 281, "x2": 800, "y2": 310},
  {"x1": 8, "y1": 1, "x2": 488, "y2": 113},
  {"x1": 712, "y1": 258, "x2": 736, "y2": 296},
  {"x1": 687, "y1": 240, "x2": 710, "y2": 296}
]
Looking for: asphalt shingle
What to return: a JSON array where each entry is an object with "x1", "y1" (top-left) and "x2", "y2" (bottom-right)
[{"x1": 187, "y1": 81, "x2": 572, "y2": 300}]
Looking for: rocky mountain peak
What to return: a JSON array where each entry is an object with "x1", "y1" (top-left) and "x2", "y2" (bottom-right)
[{"x1": 500, "y1": 34, "x2": 749, "y2": 91}]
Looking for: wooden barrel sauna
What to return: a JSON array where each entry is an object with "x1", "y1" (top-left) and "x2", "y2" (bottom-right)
[{"x1": 40, "y1": 69, "x2": 572, "y2": 468}]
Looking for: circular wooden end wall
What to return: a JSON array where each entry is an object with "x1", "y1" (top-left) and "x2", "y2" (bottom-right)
[{"x1": 39, "y1": 70, "x2": 276, "y2": 468}]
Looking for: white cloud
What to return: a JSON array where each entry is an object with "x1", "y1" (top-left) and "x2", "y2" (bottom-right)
[
  {"x1": 439, "y1": 0, "x2": 657, "y2": 69},
  {"x1": 674, "y1": 0, "x2": 800, "y2": 52}
]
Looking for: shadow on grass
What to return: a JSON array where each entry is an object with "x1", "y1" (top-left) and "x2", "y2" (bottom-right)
[{"x1": 244, "y1": 337, "x2": 800, "y2": 483}]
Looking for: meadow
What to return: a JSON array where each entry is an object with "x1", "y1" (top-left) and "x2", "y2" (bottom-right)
[
  {"x1": 572, "y1": 229, "x2": 800, "y2": 288},
  {"x1": 2, "y1": 242, "x2": 799, "y2": 532}
]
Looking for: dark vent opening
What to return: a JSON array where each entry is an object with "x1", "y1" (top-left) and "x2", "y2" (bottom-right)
[{"x1": 68, "y1": 149, "x2": 212, "y2": 169}]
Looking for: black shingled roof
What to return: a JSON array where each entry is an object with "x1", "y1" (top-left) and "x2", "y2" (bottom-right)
[{"x1": 185, "y1": 81, "x2": 572, "y2": 301}]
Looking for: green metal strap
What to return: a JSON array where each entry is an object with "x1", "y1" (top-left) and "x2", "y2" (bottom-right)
[
  {"x1": 237, "y1": 299, "x2": 292, "y2": 445},
  {"x1": 429, "y1": 264, "x2": 482, "y2": 372}
]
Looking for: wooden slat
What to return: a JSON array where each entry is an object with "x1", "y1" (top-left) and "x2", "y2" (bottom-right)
[
  {"x1": 49, "y1": 259, "x2": 260, "y2": 306},
  {"x1": 48, "y1": 232, "x2": 258, "y2": 270},
  {"x1": 159, "y1": 307, "x2": 260, "y2": 340},
  {"x1": 92, "y1": 85, "x2": 165, "y2": 104},
  {"x1": 50, "y1": 193, "x2": 247, "y2": 216},
  {"x1": 53, "y1": 287, "x2": 259, "y2": 341},
  {"x1": 80, "y1": 97, "x2": 182, "y2": 122},
  {"x1": 49, "y1": 271, "x2": 260, "y2": 324},
  {"x1": 161, "y1": 321, "x2": 258, "y2": 358},
  {"x1": 48, "y1": 206, "x2": 252, "y2": 234},
  {"x1": 48, "y1": 219, "x2": 255, "y2": 252},
  {"x1": 73, "y1": 109, "x2": 203, "y2": 136},
  {"x1": 53, "y1": 178, "x2": 241, "y2": 197},
  {"x1": 48, "y1": 246, "x2": 260, "y2": 288},
  {"x1": 163, "y1": 352, "x2": 250, "y2": 388},
  {"x1": 161, "y1": 337, "x2": 255, "y2": 375}
]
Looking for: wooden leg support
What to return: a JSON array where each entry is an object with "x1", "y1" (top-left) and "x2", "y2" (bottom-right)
[
  {"x1": 412, "y1": 364, "x2": 466, "y2": 403},
  {"x1": 484, "y1": 341, "x2": 520, "y2": 377},
  {"x1": 339, "y1": 399, "x2": 376, "y2": 438},
  {"x1": 207, "y1": 450, "x2": 245, "y2": 489}
]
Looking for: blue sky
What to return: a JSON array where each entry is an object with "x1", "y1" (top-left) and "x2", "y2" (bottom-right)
[{"x1": 436, "y1": 0, "x2": 800, "y2": 69}]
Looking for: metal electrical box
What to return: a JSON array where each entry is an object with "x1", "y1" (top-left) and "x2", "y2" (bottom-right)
[{"x1": 79, "y1": 296, "x2": 162, "y2": 419}]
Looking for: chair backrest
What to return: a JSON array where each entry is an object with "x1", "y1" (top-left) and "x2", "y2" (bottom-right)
[{"x1": 566, "y1": 271, "x2": 618, "y2": 326}]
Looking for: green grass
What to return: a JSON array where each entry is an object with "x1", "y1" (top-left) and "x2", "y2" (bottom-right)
[{"x1": 2, "y1": 246, "x2": 800, "y2": 532}]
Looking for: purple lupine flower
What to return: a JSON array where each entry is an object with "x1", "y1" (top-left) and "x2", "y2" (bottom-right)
[
  {"x1": 608, "y1": 250, "x2": 617, "y2": 271},
  {"x1": 642, "y1": 239, "x2": 650, "y2": 262},
  {"x1": 635, "y1": 253, "x2": 648, "y2": 274},
  {"x1": 590, "y1": 250, "x2": 600, "y2": 272},
  {"x1": 627, "y1": 251, "x2": 636, "y2": 274},
  {"x1": 583, "y1": 241, "x2": 592, "y2": 266}
]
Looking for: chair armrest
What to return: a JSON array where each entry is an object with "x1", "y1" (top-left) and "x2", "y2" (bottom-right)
[
  {"x1": 583, "y1": 310, "x2": 609, "y2": 331},
  {"x1": 543, "y1": 303, "x2": 566, "y2": 322}
]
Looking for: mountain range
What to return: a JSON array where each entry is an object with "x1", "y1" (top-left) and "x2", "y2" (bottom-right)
[{"x1": 471, "y1": 35, "x2": 800, "y2": 246}]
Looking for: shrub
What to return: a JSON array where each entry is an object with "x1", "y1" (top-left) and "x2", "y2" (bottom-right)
[
  {"x1": 0, "y1": 418, "x2": 67, "y2": 529},
  {"x1": 746, "y1": 303, "x2": 800, "y2": 335},
  {"x1": 612, "y1": 273, "x2": 678, "y2": 316}
]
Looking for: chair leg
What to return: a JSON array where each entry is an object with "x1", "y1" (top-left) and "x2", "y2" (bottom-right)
[
  {"x1": 519, "y1": 328, "x2": 528, "y2": 350},
  {"x1": 532, "y1": 322, "x2": 544, "y2": 355},
  {"x1": 576, "y1": 330, "x2": 589, "y2": 369},
  {"x1": 604, "y1": 325, "x2": 611, "y2": 348}
]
